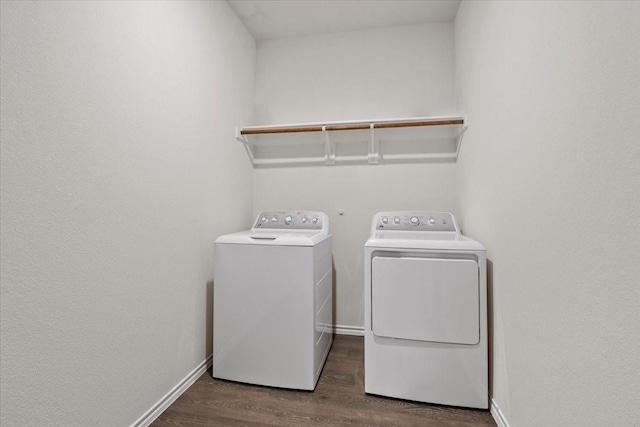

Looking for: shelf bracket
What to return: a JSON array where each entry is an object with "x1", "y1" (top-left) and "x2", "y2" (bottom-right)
[
  {"x1": 454, "y1": 119, "x2": 469, "y2": 159},
  {"x1": 323, "y1": 126, "x2": 336, "y2": 165},
  {"x1": 368, "y1": 123, "x2": 379, "y2": 164},
  {"x1": 236, "y1": 127, "x2": 256, "y2": 166}
]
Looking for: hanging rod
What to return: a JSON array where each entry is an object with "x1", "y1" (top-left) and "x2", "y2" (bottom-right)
[
  {"x1": 374, "y1": 119, "x2": 463, "y2": 129},
  {"x1": 240, "y1": 117, "x2": 464, "y2": 136},
  {"x1": 241, "y1": 126, "x2": 324, "y2": 135}
]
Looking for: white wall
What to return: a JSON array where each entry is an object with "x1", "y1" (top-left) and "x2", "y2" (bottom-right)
[
  {"x1": 455, "y1": 1, "x2": 640, "y2": 425},
  {"x1": 0, "y1": 1, "x2": 255, "y2": 425},
  {"x1": 253, "y1": 23, "x2": 458, "y2": 329}
]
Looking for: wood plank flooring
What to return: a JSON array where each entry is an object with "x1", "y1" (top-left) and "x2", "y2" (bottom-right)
[{"x1": 152, "y1": 335, "x2": 496, "y2": 426}]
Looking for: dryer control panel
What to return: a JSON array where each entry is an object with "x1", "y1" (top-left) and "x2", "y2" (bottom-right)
[
  {"x1": 374, "y1": 211, "x2": 457, "y2": 232},
  {"x1": 253, "y1": 211, "x2": 325, "y2": 230}
]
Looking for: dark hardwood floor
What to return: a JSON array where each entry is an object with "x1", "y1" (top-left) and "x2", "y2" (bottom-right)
[{"x1": 152, "y1": 335, "x2": 496, "y2": 426}]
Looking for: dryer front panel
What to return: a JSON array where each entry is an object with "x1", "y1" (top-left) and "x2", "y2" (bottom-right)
[{"x1": 371, "y1": 257, "x2": 479, "y2": 345}]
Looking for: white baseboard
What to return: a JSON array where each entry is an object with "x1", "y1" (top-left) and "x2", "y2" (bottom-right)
[
  {"x1": 490, "y1": 395, "x2": 510, "y2": 427},
  {"x1": 131, "y1": 355, "x2": 213, "y2": 427},
  {"x1": 334, "y1": 324, "x2": 364, "y2": 336}
]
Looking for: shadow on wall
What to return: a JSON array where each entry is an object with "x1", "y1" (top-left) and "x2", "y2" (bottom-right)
[
  {"x1": 486, "y1": 259, "x2": 494, "y2": 397},
  {"x1": 206, "y1": 280, "x2": 214, "y2": 357}
]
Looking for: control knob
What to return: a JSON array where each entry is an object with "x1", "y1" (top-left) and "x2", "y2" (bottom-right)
[
  {"x1": 428, "y1": 217, "x2": 436, "y2": 226},
  {"x1": 261, "y1": 216, "x2": 268, "y2": 223},
  {"x1": 271, "y1": 217, "x2": 278, "y2": 223},
  {"x1": 393, "y1": 217, "x2": 400, "y2": 225},
  {"x1": 410, "y1": 216, "x2": 420, "y2": 225},
  {"x1": 284, "y1": 215, "x2": 293, "y2": 225},
  {"x1": 381, "y1": 217, "x2": 388, "y2": 224},
  {"x1": 301, "y1": 217, "x2": 308, "y2": 224},
  {"x1": 312, "y1": 217, "x2": 319, "y2": 224}
]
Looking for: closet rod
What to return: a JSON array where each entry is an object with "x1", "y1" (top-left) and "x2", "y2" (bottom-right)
[
  {"x1": 240, "y1": 118, "x2": 464, "y2": 136},
  {"x1": 374, "y1": 119, "x2": 463, "y2": 129},
  {"x1": 325, "y1": 124, "x2": 371, "y2": 131},
  {"x1": 241, "y1": 126, "x2": 323, "y2": 135}
]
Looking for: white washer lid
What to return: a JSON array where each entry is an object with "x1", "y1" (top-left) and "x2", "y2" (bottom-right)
[{"x1": 215, "y1": 229, "x2": 330, "y2": 247}]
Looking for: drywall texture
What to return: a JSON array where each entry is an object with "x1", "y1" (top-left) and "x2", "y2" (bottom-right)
[
  {"x1": 0, "y1": 1, "x2": 255, "y2": 425},
  {"x1": 455, "y1": 1, "x2": 640, "y2": 426},
  {"x1": 253, "y1": 23, "x2": 458, "y2": 329}
]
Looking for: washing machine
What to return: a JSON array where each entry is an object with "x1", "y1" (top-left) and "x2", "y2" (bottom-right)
[
  {"x1": 213, "y1": 211, "x2": 333, "y2": 390},
  {"x1": 364, "y1": 211, "x2": 487, "y2": 409}
]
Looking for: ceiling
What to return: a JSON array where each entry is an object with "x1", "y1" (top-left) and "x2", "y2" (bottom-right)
[{"x1": 227, "y1": 0, "x2": 461, "y2": 41}]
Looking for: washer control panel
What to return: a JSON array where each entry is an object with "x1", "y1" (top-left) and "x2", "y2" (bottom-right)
[
  {"x1": 375, "y1": 211, "x2": 457, "y2": 232},
  {"x1": 254, "y1": 211, "x2": 324, "y2": 230}
]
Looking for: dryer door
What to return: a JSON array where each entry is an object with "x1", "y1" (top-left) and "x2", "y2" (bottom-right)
[{"x1": 371, "y1": 256, "x2": 479, "y2": 345}]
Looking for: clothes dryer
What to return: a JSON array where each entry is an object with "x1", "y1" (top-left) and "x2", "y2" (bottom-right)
[
  {"x1": 214, "y1": 211, "x2": 332, "y2": 390},
  {"x1": 365, "y1": 211, "x2": 487, "y2": 408}
]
